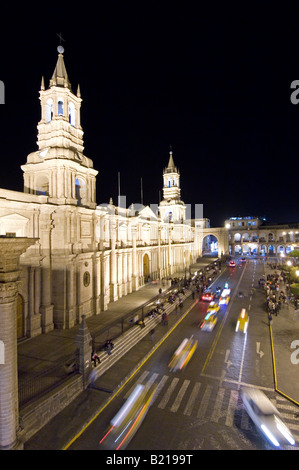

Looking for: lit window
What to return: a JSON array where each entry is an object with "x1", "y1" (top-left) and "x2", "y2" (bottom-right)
[
  {"x1": 58, "y1": 98, "x2": 64, "y2": 115},
  {"x1": 46, "y1": 99, "x2": 53, "y2": 122},
  {"x1": 69, "y1": 102, "x2": 75, "y2": 126}
]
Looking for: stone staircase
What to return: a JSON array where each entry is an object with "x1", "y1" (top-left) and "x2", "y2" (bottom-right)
[{"x1": 92, "y1": 289, "x2": 191, "y2": 380}]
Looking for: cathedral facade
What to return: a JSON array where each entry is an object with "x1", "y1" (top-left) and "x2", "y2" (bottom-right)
[{"x1": 0, "y1": 47, "x2": 209, "y2": 339}]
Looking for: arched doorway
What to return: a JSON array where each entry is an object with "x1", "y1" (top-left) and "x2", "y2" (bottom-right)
[
  {"x1": 143, "y1": 253, "x2": 150, "y2": 282},
  {"x1": 16, "y1": 294, "x2": 25, "y2": 340},
  {"x1": 202, "y1": 235, "x2": 218, "y2": 256},
  {"x1": 234, "y1": 244, "x2": 242, "y2": 255}
]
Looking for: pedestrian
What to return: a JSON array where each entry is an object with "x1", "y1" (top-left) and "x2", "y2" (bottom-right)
[
  {"x1": 91, "y1": 350, "x2": 100, "y2": 367},
  {"x1": 105, "y1": 339, "x2": 114, "y2": 355},
  {"x1": 89, "y1": 367, "x2": 97, "y2": 388},
  {"x1": 268, "y1": 313, "x2": 273, "y2": 327}
]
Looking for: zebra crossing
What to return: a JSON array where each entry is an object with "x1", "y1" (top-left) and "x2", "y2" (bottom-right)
[{"x1": 124, "y1": 369, "x2": 299, "y2": 447}]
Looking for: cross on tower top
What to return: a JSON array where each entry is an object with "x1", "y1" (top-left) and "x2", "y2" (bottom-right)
[
  {"x1": 56, "y1": 32, "x2": 65, "y2": 45},
  {"x1": 56, "y1": 33, "x2": 65, "y2": 53}
]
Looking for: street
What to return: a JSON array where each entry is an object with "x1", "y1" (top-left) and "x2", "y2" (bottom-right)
[{"x1": 67, "y1": 259, "x2": 299, "y2": 450}]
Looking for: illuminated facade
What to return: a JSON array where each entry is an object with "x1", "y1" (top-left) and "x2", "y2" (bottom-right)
[
  {"x1": 225, "y1": 217, "x2": 299, "y2": 256},
  {"x1": 0, "y1": 47, "x2": 217, "y2": 339}
]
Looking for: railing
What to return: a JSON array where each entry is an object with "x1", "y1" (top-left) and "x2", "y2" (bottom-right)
[
  {"x1": 91, "y1": 283, "x2": 177, "y2": 352},
  {"x1": 18, "y1": 357, "x2": 78, "y2": 408}
]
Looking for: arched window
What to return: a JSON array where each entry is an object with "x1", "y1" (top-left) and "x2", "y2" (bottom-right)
[
  {"x1": 46, "y1": 99, "x2": 53, "y2": 122},
  {"x1": 58, "y1": 97, "x2": 64, "y2": 116},
  {"x1": 36, "y1": 175, "x2": 49, "y2": 195},
  {"x1": 69, "y1": 102, "x2": 75, "y2": 126},
  {"x1": 75, "y1": 177, "x2": 86, "y2": 206}
]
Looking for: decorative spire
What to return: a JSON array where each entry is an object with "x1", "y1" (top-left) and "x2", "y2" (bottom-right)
[
  {"x1": 164, "y1": 146, "x2": 178, "y2": 174},
  {"x1": 50, "y1": 45, "x2": 71, "y2": 89},
  {"x1": 40, "y1": 76, "x2": 45, "y2": 91},
  {"x1": 76, "y1": 84, "x2": 81, "y2": 98}
]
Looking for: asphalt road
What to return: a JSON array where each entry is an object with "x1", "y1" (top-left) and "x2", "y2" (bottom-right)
[{"x1": 67, "y1": 260, "x2": 299, "y2": 450}]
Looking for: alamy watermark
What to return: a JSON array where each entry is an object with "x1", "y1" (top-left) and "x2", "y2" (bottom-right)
[
  {"x1": 290, "y1": 80, "x2": 299, "y2": 104},
  {"x1": 0, "y1": 81, "x2": 4, "y2": 104},
  {"x1": 290, "y1": 340, "x2": 299, "y2": 364}
]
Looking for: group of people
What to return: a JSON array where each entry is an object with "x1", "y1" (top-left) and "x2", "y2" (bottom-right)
[
  {"x1": 266, "y1": 271, "x2": 288, "y2": 317},
  {"x1": 91, "y1": 338, "x2": 116, "y2": 367},
  {"x1": 265, "y1": 265, "x2": 299, "y2": 322}
]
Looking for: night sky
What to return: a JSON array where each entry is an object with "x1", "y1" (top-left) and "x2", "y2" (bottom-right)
[{"x1": 0, "y1": 3, "x2": 299, "y2": 227}]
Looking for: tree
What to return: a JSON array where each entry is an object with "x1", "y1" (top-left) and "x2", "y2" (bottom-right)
[{"x1": 288, "y1": 250, "x2": 299, "y2": 259}]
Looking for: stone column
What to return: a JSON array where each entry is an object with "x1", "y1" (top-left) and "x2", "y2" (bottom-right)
[
  {"x1": 39, "y1": 218, "x2": 54, "y2": 333},
  {"x1": 109, "y1": 217, "x2": 118, "y2": 302},
  {"x1": 157, "y1": 224, "x2": 162, "y2": 279},
  {"x1": 0, "y1": 237, "x2": 37, "y2": 450},
  {"x1": 131, "y1": 225, "x2": 138, "y2": 291},
  {"x1": 75, "y1": 315, "x2": 92, "y2": 389}
]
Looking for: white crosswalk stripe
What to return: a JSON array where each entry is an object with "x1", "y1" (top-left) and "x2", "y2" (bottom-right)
[
  {"x1": 197, "y1": 384, "x2": 213, "y2": 418},
  {"x1": 225, "y1": 390, "x2": 239, "y2": 427},
  {"x1": 170, "y1": 379, "x2": 190, "y2": 413},
  {"x1": 183, "y1": 382, "x2": 201, "y2": 416},
  {"x1": 158, "y1": 377, "x2": 180, "y2": 409},
  {"x1": 211, "y1": 387, "x2": 226, "y2": 423}
]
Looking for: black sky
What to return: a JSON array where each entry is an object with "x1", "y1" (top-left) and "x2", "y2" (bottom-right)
[{"x1": 0, "y1": 3, "x2": 298, "y2": 227}]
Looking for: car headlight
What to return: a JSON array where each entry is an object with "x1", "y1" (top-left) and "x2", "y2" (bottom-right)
[
  {"x1": 260, "y1": 424, "x2": 280, "y2": 447},
  {"x1": 275, "y1": 417, "x2": 295, "y2": 445}
]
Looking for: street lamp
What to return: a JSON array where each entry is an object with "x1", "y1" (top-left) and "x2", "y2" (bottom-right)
[{"x1": 287, "y1": 260, "x2": 292, "y2": 282}]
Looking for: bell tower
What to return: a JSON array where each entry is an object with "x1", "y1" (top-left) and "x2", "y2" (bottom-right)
[
  {"x1": 159, "y1": 148, "x2": 186, "y2": 223},
  {"x1": 21, "y1": 45, "x2": 98, "y2": 209}
]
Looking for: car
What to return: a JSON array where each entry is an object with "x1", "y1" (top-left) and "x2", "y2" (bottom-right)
[
  {"x1": 200, "y1": 311, "x2": 218, "y2": 331},
  {"x1": 229, "y1": 260, "x2": 236, "y2": 267},
  {"x1": 219, "y1": 288, "x2": 231, "y2": 305},
  {"x1": 241, "y1": 387, "x2": 295, "y2": 447},
  {"x1": 168, "y1": 337, "x2": 198, "y2": 372},
  {"x1": 99, "y1": 382, "x2": 157, "y2": 449},
  {"x1": 240, "y1": 257, "x2": 246, "y2": 263},
  {"x1": 235, "y1": 308, "x2": 249, "y2": 333},
  {"x1": 207, "y1": 301, "x2": 220, "y2": 314},
  {"x1": 201, "y1": 291, "x2": 215, "y2": 302}
]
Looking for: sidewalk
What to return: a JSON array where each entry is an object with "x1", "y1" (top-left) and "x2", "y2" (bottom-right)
[
  {"x1": 18, "y1": 278, "x2": 171, "y2": 382},
  {"x1": 264, "y1": 263, "x2": 299, "y2": 406}
]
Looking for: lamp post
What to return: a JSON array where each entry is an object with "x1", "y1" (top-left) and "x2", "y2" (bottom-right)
[{"x1": 287, "y1": 260, "x2": 292, "y2": 283}]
